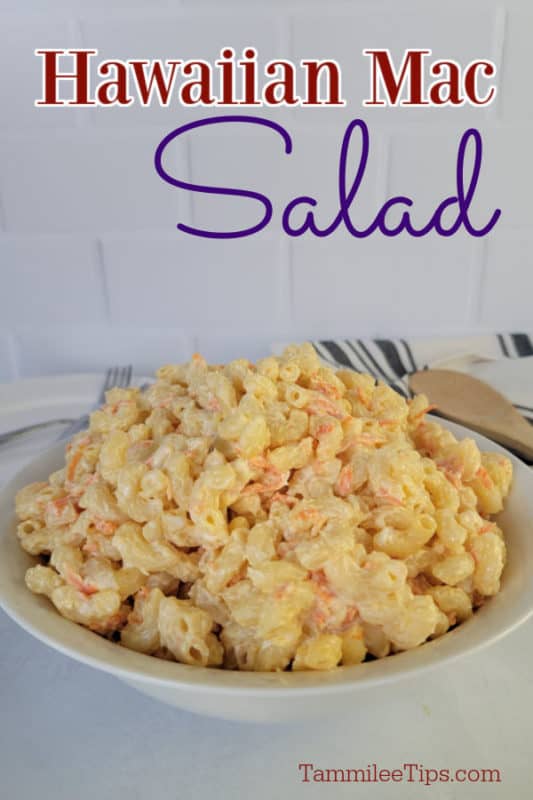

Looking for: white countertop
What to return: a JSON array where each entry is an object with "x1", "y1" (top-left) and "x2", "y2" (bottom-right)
[
  {"x1": 1, "y1": 606, "x2": 531, "y2": 799},
  {"x1": 0, "y1": 419, "x2": 531, "y2": 799}
]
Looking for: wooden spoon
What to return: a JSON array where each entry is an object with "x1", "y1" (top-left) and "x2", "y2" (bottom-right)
[{"x1": 408, "y1": 369, "x2": 533, "y2": 460}]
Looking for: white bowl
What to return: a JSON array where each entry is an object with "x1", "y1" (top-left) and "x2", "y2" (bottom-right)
[{"x1": 1, "y1": 420, "x2": 532, "y2": 723}]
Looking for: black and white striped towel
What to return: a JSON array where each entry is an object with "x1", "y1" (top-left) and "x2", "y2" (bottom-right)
[{"x1": 308, "y1": 333, "x2": 533, "y2": 424}]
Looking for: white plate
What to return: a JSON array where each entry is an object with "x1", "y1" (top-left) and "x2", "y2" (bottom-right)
[
  {"x1": 0, "y1": 419, "x2": 532, "y2": 722},
  {"x1": 0, "y1": 374, "x2": 150, "y2": 488}
]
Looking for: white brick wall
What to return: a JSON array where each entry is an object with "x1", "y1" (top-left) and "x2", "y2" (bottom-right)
[
  {"x1": 102, "y1": 232, "x2": 289, "y2": 328},
  {"x1": 480, "y1": 227, "x2": 533, "y2": 328},
  {"x1": 0, "y1": 333, "x2": 14, "y2": 383},
  {"x1": 0, "y1": 0, "x2": 530, "y2": 380},
  {"x1": 0, "y1": 236, "x2": 106, "y2": 323}
]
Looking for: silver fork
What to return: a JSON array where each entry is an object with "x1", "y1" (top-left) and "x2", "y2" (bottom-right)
[
  {"x1": 58, "y1": 365, "x2": 133, "y2": 441},
  {"x1": 0, "y1": 365, "x2": 133, "y2": 448}
]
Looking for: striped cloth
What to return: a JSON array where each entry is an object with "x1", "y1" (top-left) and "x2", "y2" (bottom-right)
[{"x1": 310, "y1": 333, "x2": 533, "y2": 423}]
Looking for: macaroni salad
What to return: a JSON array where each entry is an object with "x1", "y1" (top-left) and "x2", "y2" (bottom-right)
[{"x1": 15, "y1": 344, "x2": 512, "y2": 671}]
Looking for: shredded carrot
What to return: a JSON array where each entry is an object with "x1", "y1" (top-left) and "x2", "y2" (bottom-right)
[
  {"x1": 90, "y1": 609, "x2": 129, "y2": 634},
  {"x1": 66, "y1": 570, "x2": 98, "y2": 596},
  {"x1": 93, "y1": 518, "x2": 118, "y2": 535},
  {"x1": 338, "y1": 433, "x2": 379, "y2": 453},
  {"x1": 48, "y1": 496, "x2": 70, "y2": 514},
  {"x1": 310, "y1": 375, "x2": 342, "y2": 399},
  {"x1": 241, "y1": 476, "x2": 287, "y2": 496},
  {"x1": 479, "y1": 523, "x2": 494, "y2": 535},
  {"x1": 270, "y1": 493, "x2": 297, "y2": 507},
  {"x1": 154, "y1": 398, "x2": 173, "y2": 409},
  {"x1": 311, "y1": 610, "x2": 328, "y2": 628},
  {"x1": 248, "y1": 456, "x2": 270, "y2": 470},
  {"x1": 412, "y1": 404, "x2": 438, "y2": 422},
  {"x1": 308, "y1": 570, "x2": 336, "y2": 630},
  {"x1": 243, "y1": 460, "x2": 287, "y2": 495},
  {"x1": 436, "y1": 458, "x2": 463, "y2": 488},
  {"x1": 227, "y1": 569, "x2": 245, "y2": 587},
  {"x1": 206, "y1": 397, "x2": 222, "y2": 412},
  {"x1": 341, "y1": 608, "x2": 359, "y2": 629},
  {"x1": 476, "y1": 466, "x2": 493, "y2": 489},
  {"x1": 312, "y1": 459, "x2": 331, "y2": 475},
  {"x1": 336, "y1": 465, "x2": 353, "y2": 497},
  {"x1": 356, "y1": 388, "x2": 372, "y2": 410},
  {"x1": 309, "y1": 569, "x2": 334, "y2": 594},
  {"x1": 315, "y1": 584, "x2": 336, "y2": 603},
  {"x1": 82, "y1": 539, "x2": 99, "y2": 556},
  {"x1": 375, "y1": 488, "x2": 404, "y2": 506},
  {"x1": 351, "y1": 434, "x2": 386, "y2": 447},
  {"x1": 307, "y1": 396, "x2": 346, "y2": 419},
  {"x1": 67, "y1": 448, "x2": 85, "y2": 483}
]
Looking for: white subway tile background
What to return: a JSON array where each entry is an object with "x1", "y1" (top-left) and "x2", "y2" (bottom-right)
[{"x1": 0, "y1": 0, "x2": 530, "y2": 380}]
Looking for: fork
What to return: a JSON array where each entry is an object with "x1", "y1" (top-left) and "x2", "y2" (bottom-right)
[
  {"x1": 0, "y1": 365, "x2": 133, "y2": 448},
  {"x1": 58, "y1": 365, "x2": 133, "y2": 441}
]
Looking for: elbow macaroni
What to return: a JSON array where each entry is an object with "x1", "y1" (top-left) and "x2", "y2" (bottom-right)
[{"x1": 15, "y1": 343, "x2": 512, "y2": 671}]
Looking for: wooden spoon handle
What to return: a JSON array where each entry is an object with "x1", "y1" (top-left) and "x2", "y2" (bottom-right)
[{"x1": 409, "y1": 369, "x2": 533, "y2": 461}]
